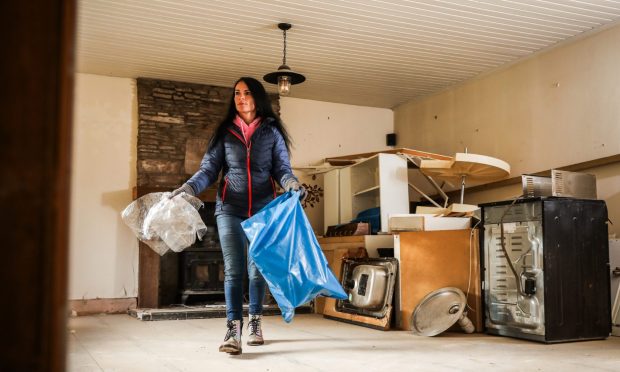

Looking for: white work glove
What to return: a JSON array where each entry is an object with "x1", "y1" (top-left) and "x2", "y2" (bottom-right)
[
  {"x1": 284, "y1": 179, "x2": 307, "y2": 202},
  {"x1": 170, "y1": 183, "x2": 195, "y2": 198}
]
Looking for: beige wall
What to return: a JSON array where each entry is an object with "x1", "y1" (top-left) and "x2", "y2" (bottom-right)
[
  {"x1": 280, "y1": 97, "x2": 394, "y2": 234},
  {"x1": 69, "y1": 73, "x2": 138, "y2": 300},
  {"x1": 394, "y1": 25, "x2": 620, "y2": 236}
]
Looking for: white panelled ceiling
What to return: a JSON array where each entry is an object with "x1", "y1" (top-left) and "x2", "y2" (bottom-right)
[{"x1": 77, "y1": 0, "x2": 620, "y2": 108}]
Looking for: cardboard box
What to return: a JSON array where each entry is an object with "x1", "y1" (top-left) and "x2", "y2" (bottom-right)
[
  {"x1": 388, "y1": 214, "x2": 470, "y2": 233},
  {"x1": 387, "y1": 214, "x2": 424, "y2": 232}
]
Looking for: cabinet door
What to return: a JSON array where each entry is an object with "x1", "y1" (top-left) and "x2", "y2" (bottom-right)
[
  {"x1": 395, "y1": 230, "x2": 483, "y2": 332},
  {"x1": 377, "y1": 154, "x2": 409, "y2": 232},
  {"x1": 339, "y1": 167, "x2": 352, "y2": 224},
  {"x1": 323, "y1": 169, "x2": 340, "y2": 231}
]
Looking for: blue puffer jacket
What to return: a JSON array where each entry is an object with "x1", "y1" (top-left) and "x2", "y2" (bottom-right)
[{"x1": 186, "y1": 117, "x2": 298, "y2": 218}]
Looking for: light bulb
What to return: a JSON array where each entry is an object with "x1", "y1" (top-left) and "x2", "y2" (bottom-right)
[{"x1": 278, "y1": 75, "x2": 291, "y2": 96}]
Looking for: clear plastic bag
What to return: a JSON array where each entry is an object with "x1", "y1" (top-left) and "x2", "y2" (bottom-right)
[
  {"x1": 121, "y1": 192, "x2": 206, "y2": 255},
  {"x1": 143, "y1": 193, "x2": 207, "y2": 252}
]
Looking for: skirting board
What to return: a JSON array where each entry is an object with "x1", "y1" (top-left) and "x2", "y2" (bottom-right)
[{"x1": 68, "y1": 297, "x2": 137, "y2": 316}]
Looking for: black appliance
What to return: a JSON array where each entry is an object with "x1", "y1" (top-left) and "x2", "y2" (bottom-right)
[
  {"x1": 480, "y1": 197, "x2": 611, "y2": 343},
  {"x1": 179, "y1": 203, "x2": 224, "y2": 304}
]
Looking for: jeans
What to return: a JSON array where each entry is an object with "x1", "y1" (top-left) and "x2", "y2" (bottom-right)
[{"x1": 216, "y1": 214, "x2": 266, "y2": 321}]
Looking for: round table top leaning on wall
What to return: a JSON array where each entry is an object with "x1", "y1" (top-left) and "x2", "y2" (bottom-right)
[{"x1": 419, "y1": 152, "x2": 511, "y2": 185}]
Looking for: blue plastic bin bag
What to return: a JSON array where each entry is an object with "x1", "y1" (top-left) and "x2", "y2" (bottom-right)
[{"x1": 241, "y1": 190, "x2": 347, "y2": 323}]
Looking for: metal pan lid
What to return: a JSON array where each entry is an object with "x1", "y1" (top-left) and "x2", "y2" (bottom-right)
[{"x1": 410, "y1": 287, "x2": 467, "y2": 337}]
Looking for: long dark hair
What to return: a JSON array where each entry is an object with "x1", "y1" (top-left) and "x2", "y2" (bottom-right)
[{"x1": 208, "y1": 77, "x2": 292, "y2": 152}]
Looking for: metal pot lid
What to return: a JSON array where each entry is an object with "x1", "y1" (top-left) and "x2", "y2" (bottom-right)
[{"x1": 410, "y1": 287, "x2": 467, "y2": 336}]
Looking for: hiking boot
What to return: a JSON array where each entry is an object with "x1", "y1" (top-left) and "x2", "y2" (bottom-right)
[
  {"x1": 247, "y1": 314, "x2": 264, "y2": 346},
  {"x1": 218, "y1": 319, "x2": 242, "y2": 355}
]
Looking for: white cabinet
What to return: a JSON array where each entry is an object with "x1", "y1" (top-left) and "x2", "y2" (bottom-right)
[
  {"x1": 323, "y1": 168, "x2": 341, "y2": 229},
  {"x1": 324, "y1": 153, "x2": 409, "y2": 233}
]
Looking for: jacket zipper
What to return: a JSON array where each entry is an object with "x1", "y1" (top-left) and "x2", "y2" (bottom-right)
[
  {"x1": 246, "y1": 142, "x2": 252, "y2": 217},
  {"x1": 227, "y1": 128, "x2": 253, "y2": 217},
  {"x1": 221, "y1": 177, "x2": 229, "y2": 202}
]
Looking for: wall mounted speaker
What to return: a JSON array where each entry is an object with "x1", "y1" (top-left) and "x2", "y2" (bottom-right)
[{"x1": 386, "y1": 133, "x2": 397, "y2": 146}]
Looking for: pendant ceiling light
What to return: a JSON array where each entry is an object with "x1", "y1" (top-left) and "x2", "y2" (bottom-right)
[{"x1": 263, "y1": 23, "x2": 305, "y2": 96}]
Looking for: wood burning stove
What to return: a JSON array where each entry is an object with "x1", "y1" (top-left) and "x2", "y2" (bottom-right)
[
  {"x1": 179, "y1": 245, "x2": 224, "y2": 304},
  {"x1": 178, "y1": 203, "x2": 225, "y2": 304}
]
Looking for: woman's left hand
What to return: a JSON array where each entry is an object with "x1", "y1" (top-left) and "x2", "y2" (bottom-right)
[
  {"x1": 298, "y1": 186, "x2": 307, "y2": 202},
  {"x1": 285, "y1": 179, "x2": 307, "y2": 201}
]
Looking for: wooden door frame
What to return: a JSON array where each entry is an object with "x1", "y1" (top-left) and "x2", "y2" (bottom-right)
[{"x1": 0, "y1": 1, "x2": 76, "y2": 371}]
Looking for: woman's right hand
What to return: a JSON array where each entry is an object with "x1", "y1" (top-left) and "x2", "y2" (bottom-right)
[{"x1": 171, "y1": 183, "x2": 195, "y2": 198}]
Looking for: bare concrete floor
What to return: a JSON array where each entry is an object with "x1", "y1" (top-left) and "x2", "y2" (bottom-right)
[{"x1": 68, "y1": 313, "x2": 620, "y2": 372}]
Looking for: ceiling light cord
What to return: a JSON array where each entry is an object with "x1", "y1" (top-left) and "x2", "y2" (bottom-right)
[{"x1": 282, "y1": 28, "x2": 287, "y2": 66}]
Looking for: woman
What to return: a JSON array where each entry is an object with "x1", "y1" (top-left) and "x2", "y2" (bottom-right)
[{"x1": 172, "y1": 77, "x2": 305, "y2": 355}]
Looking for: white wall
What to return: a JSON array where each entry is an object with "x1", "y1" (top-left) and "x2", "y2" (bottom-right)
[
  {"x1": 69, "y1": 73, "x2": 138, "y2": 300},
  {"x1": 280, "y1": 97, "x2": 394, "y2": 166},
  {"x1": 280, "y1": 97, "x2": 394, "y2": 234},
  {"x1": 394, "y1": 25, "x2": 620, "y2": 236}
]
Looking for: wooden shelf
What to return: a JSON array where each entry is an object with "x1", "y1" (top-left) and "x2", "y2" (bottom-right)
[{"x1": 353, "y1": 185, "x2": 380, "y2": 197}]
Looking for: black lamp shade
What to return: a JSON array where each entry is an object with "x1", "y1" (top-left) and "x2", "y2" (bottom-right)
[{"x1": 263, "y1": 65, "x2": 306, "y2": 85}]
